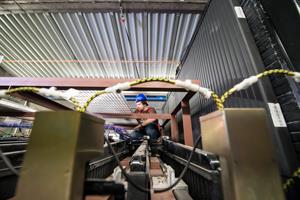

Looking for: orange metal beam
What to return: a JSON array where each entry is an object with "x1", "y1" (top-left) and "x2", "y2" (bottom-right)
[{"x1": 0, "y1": 77, "x2": 200, "y2": 92}]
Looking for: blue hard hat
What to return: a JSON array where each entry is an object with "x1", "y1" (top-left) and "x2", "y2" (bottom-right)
[{"x1": 136, "y1": 93, "x2": 147, "y2": 102}]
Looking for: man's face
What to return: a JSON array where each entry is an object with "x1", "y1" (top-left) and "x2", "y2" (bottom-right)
[{"x1": 136, "y1": 101, "x2": 145, "y2": 111}]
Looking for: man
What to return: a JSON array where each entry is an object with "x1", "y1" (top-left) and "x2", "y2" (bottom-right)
[{"x1": 131, "y1": 94, "x2": 160, "y2": 140}]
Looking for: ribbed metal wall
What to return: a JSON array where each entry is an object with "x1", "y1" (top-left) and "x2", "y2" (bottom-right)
[
  {"x1": 163, "y1": 0, "x2": 299, "y2": 176},
  {"x1": 164, "y1": 0, "x2": 268, "y2": 119}
]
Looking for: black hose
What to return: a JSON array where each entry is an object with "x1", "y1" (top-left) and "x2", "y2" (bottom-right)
[{"x1": 104, "y1": 135, "x2": 201, "y2": 193}]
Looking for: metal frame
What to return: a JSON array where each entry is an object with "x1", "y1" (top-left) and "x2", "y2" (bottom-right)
[
  {"x1": 0, "y1": 77, "x2": 198, "y2": 146},
  {"x1": 0, "y1": 0, "x2": 208, "y2": 14},
  {"x1": 162, "y1": 91, "x2": 196, "y2": 145},
  {"x1": 0, "y1": 77, "x2": 199, "y2": 91}
]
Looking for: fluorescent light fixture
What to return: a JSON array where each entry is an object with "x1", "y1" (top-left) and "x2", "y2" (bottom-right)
[{"x1": 121, "y1": 91, "x2": 169, "y2": 95}]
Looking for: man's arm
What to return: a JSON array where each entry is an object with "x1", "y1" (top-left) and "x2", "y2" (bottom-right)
[
  {"x1": 134, "y1": 118, "x2": 156, "y2": 130},
  {"x1": 135, "y1": 107, "x2": 157, "y2": 129}
]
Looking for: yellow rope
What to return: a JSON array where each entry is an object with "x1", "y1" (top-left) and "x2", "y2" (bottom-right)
[
  {"x1": 5, "y1": 87, "x2": 40, "y2": 95},
  {"x1": 81, "y1": 77, "x2": 176, "y2": 112},
  {"x1": 1, "y1": 69, "x2": 298, "y2": 116},
  {"x1": 69, "y1": 97, "x2": 82, "y2": 111},
  {"x1": 4, "y1": 87, "x2": 82, "y2": 110},
  {"x1": 80, "y1": 90, "x2": 107, "y2": 112},
  {"x1": 211, "y1": 92, "x2": 224, "y2": 110},
  {"x1": 221, "y1": 69, "x2": 296, "y2": 104},
  {"x1": 283, "y1": 167, "x2": 300, "y2": 191},
  {"x1": 129, "y1": 77, "x2": 176, "y2": 86},
  {"x1": 2, "y1": 70, "x2": 300, "y2": 192},
  {"x1": 257, "y1": 69, "x2": 294, "y2": 78}
]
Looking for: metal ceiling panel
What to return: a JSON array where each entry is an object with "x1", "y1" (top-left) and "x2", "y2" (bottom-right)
[
  {"x1": 0, "y1": 12, "x2": 200, "y2": 79},
  {"x1": 0, "y1": 11, "x2": 200, "y2": 113}
]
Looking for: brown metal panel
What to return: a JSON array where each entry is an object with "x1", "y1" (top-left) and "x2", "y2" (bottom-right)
[
  {"x1": 15, "y1": 111, "x2": 104, "y2": 200},
  {"x1": 0, "y1": 77, "x2": 200, "y2": 92},
  {"x1": 171, "y1": 115, "x2": 179, "y2": 142},
  {"x1": 171, "y1": 92, "x2": 196, "y2": 115},
  {"x1": 0, "y1": 112, "x2": 36, "y2": 117},
  {"x1": 162, "y1": 91, "x2": 196, "y2": 127},
  {"x1": 181, "y1": 101, "x2": 193, "y2": 146},
  {"x1": 200, "y1": 109, "x2": 284, "y2": 200}
]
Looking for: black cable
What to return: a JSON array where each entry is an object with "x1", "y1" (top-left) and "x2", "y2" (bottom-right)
[
  {"x1": 155, "y1": 135, "x2": 201, "y2": 192},
  {"x1": 120, "y1": 8, "x2": 141, "y2": 79},
  {"x1": 104, "y1": 135, "x2": 201, "y2": 193},
  {"x1": 0, "y1": 149, "x2": 19, "y2": 175}
]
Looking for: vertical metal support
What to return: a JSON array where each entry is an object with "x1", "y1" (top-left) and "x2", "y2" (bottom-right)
[
  {"x1": 200, "y1": 108, "x2": 284, "y2": 200},
  {"x1": 15, "y1": 111, "x2": 104, "y2": 200},
  {"x1": 171, "y1": 115, "x2": 179, "y2": 142},
  {"x1": 181, "y1": 101, "x2": 193, "y2": 146}
]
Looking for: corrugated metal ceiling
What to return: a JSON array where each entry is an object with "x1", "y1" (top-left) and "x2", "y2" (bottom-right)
[{"x1": 0, "y1": 11, "x2": 200, "y2": 113}]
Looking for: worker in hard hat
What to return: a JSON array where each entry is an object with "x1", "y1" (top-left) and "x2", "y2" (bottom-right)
[{"x1": 131, "y1": 94, "x2": 160, "y2": 140}]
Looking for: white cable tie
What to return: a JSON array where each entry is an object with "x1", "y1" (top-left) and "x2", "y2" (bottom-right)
[
  {"x1": 174, "y1": 80, "x2": 186, "y2": 88},
  {"x1": 292, "y1": 72, "x2": 300, "y2": 83},
  {"x1": 0, "y1": 90, "x2": 7, "y2": 97},
  {"x1": 116, "y1": 82, "x2": 131, "y2": 91},
  {"x1": 233, "y1": 76, "x2": 258, "y2": 91},
  {"x1": 38, "y1": 88, "x2": 50, "y2": 96},
  {"x1": 105, "y1": 82, "x2": 131, "y2": 93},
  {"x1": 62, "y1": 88, "x2": 79, "y2": 100},
  {"x1": 185, "y1": 80, "x2": 200, "y2": 92},
  {"x1": 38, "y1": 87, "x2": 62, "y2": 99},
  {"x1": 175, "y1": 80, "x2": 200, "y2": 92},
  {"x1": 198, "y1": 87, "x2": 212, "y2": 99},
  {"x1": 104, "y1": 86, "x2": 116, "y2": 93}
]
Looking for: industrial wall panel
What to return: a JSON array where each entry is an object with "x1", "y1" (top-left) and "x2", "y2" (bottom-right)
[
  {"x1": 240, "y1": 0, "x2": 300, "y2": 162},
  {"x1": 164, "y1": 0, "x2": 299, "y2": 176}
]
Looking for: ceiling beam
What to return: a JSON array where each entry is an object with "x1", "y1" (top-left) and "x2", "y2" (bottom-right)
[
  {"x1": 0, "y1": 112, "x2": 171, "y2": 120},
  {"x1": 0, "y1": 0, "x2": 208, "y2": 14},
  {"x1": 0, "y1": 77, "x2": 201, "y2": 92},
  {"x1": 11, "y1": 92, "x2": 73, "y2": 110}
]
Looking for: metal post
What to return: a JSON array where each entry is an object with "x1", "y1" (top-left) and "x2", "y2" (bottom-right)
[
  {"x1": 181, "y1": 101, "x2": 193, "y2": 146},
  {"x1": 171, "y1": 115, "x2": 179, "y2": 142}
]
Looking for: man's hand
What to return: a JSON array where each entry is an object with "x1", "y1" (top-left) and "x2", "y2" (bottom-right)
[{"x1": 134, "y1": 124, "x2": 143, "y2": 130}]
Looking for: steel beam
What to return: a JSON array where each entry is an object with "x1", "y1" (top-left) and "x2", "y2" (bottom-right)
[
  {"x1": 0, "y1": 112, "x2": 35, "y2": 118},
  {"x1": 181, "y1": 101, "x2": 193, "y2": 146},
  {"x1": 171, "y1": 91, "x2": 196, "y2": 115},
  {"x1": 162, "y1": 91, "x2": 196, "y2": 128},
  {"x1": 0, "y1": 0, "x2": 208, "y2": 14},
  {"x1": 0, "y1": 112, "x2": 171, "y2": 120},
  {"x1": 11, "y1": 92, "x2": 72, "y2": 110},
  {"x1": 170, "y1": 115, "x2": 179, "y2": 142},
  {"x1": 0, "y1": 77, "x2": 200, "y2": 92}
]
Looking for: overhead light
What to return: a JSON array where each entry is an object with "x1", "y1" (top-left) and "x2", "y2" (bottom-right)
[
  {"x1": 121, "y1": 91, "x2": 168, "y2": 95},
  {"x1": 124, "y1": 95, "x2": 167, "y2": 101}
]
